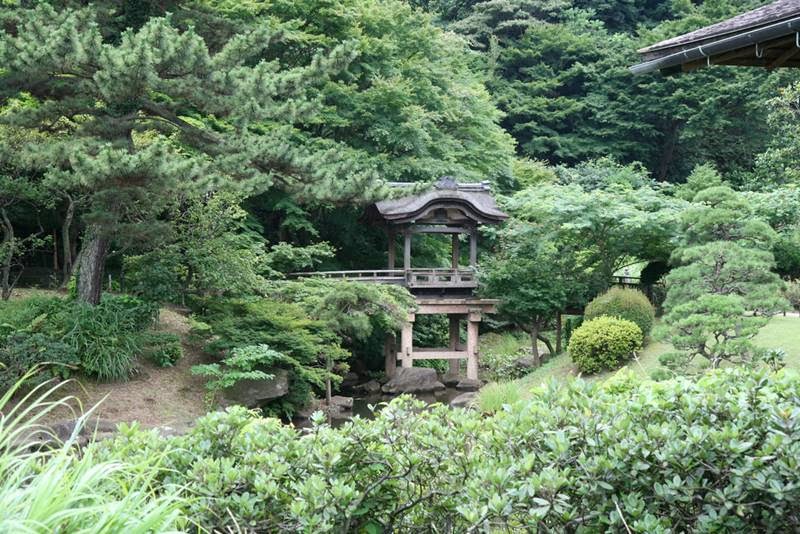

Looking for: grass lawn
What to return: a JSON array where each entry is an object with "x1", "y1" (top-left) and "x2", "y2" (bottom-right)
[{"x1": 478, "y1": 314, "x2": 800, "y2": 411}]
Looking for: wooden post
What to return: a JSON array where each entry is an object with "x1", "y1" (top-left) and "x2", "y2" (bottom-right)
[
  {"x1": 466, "y1": 311, "x2": 480, "y2": 380},
  {"x1": 403, "y1": 230, "x2": 412, "y2": 271},
  {"x1": 400, "y1": 314, "x2": 414, "y2": 368},
  {"x1": 384, "y1": 334, "x2": 397, "y2": 378},
  {"x1": 469, "y1": 229, "x2": 478, "y2": 267},
  {"x1": 387, "y1": 228, "x2": 396, "y2": 269},
  {"x1": 448, "y1": 315, "x2": 460, "y2": 376},
  {"x1": 451, "y1": 234, "x2": 460, "y2": 269}
]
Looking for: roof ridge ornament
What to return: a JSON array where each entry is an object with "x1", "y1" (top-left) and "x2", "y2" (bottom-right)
[{"x1": 436, "y1": 176, "x2": 459, "y2": 190}]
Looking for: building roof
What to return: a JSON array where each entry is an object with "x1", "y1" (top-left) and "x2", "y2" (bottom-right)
[
  {"x1": 370, "y1": 178, "x2": 508, "y2": 225},
  {"x1": 631, "y1": 0, "x2": 800, "y2": 75}
]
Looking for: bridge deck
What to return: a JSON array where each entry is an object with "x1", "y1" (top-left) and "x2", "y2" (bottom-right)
[{"x1": 291, "y1": 268, "x2": 478, "y2": 289}]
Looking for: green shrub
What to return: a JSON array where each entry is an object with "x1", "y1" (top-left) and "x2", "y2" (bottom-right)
[
  {"x1": 191, "y1": 344, "x2": 280, "y2": 405},
  {"x1": 480, "y1": 332, "x2": 531, "y2": 381},
  {"x1": 93, "y1": 369, "x2": 800, "y2": 532},
  {"x1": 190, "y1": 297, "x2": 348, "y2": 416},
  {"x1": 0, "y1": 332, "x2": 78, "y2": 391},
  {"x1": 142, "y1": 332, "x2": 183, "y2": 367},
  {"x1": 568, "y1": 316, "x2": 642, "y2": 374},
  {"x1": 584, "y1": 286, "x2": 655, "y2": 337}
]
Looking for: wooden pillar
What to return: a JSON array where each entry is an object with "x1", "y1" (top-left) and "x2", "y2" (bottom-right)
[
  {"x1": 403, "y1": 230, "x2": 412, "y2": 271},
  {"x1": 384, "y1": 334, "x2": 397, "y2": 378},
  {"x1": 466, "y1": 311, "x2": 480, "y2": 380},
  {"x1": 451, "y1": 234, "x2": 460, "y2": 269},
  {"x1": 387, "y1": 228, "x2": 396, "y2": 269},
  {"x1": 469, "y1": 229, "x2": 478, "y2": 267},
  {"x1": 400, "y1": 313, "x2": 415, "y2": 368},
  {"x1": 448, "y1": 315, "x2": 461, "y2": 376}
]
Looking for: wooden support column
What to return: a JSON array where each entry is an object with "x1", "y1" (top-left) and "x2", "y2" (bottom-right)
[
  {"x1": 466, "y1": 311, "x2": 480, "y2": 380},
  {"x1": 384, "y1": 335, "x2": 397, "y2": 378},
  {"x1": 403, "y1": 230, "x2": 412, "y2": 271},
  {"x1": 451, "y1": 234, "x2": 460, "y2": 269},
  {"x1": 387, "y1": 228, "x2": 396, "y2": 269},
  {"x1": 469, "y1": 229, "x2": 478, "y2": 267},
  {"x1": 400, "y1": 313, "x2": 415, "y2": 368},
  {"x1": 448, "y1": 315, "x2": 461, "y2": 376}
]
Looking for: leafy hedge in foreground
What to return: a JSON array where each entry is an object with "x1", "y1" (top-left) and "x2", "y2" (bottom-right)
[{"x1": 95, "y1": 369, "x2": 800, "y2": 532}]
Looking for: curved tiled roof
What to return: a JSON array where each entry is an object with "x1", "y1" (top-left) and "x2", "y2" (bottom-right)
[
  {"x1": 373, "y1": 179, "x2": 508, "y2": 225},
  {"x1": 639, "y1": 0, "x2": 799, "y2": 56}
]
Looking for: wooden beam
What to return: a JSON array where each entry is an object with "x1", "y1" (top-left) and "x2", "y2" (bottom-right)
[
  {"x1": 409, "y1": 225, "x2": 472, "y2": 234},
  {"x1": 405, "y1": 350, "x2": 469, "y2": 360},
  {"x1": 769, "y1": 46, "x2": 800, "y2": 69}
]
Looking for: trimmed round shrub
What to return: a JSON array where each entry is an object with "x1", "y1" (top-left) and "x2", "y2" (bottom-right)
[
  {"x1": 584, "y1": 286, "x2": 655, "y2": 337},
  {"x1": 568, "y1": 316, "x2": 642, "y2": 374}
]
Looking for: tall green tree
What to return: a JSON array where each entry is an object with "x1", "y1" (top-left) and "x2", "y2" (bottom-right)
[
  {"x1": 659, "y1": 186, "x2": 788, "y2": 373},
  {"x1": 0, "y1": 4, "x2": 376, "y2": 303},
  {"x1": 509, "y1": 160, "x2": 682, "y2": 293},
  {"x1": 481, "y1": 224, "x2": 576, "y2": 364}
]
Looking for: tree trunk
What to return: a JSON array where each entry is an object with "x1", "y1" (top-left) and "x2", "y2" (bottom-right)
[
  {"x1": 325, "y1": 353, "x2": 333, "y2": 425},
  {"x1": 75, "y1": 227, "x2": 109, "y2": 305},
  {"x1": 555, "y1": 311, "x2": 562, "y2": 354},
  {"x1": 1, "y1": 207, "x2": 15, "y2": 301},
  {"x1": 61, "y1": 195, "x2": 76, "y2": 286},
  {"x1": 657, "y1": 119, "x2": 682, "y2": 182},
  {"x1": 529, "y1": 323, "x2": 541, "y2": 367},
  {"x1": 538, "y1": 334, "x2": 555, "y2": 358}
]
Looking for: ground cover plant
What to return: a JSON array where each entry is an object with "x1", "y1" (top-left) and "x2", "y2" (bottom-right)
[{"x1": 89, "y1": 368, "x2": 800, "y2": 532}]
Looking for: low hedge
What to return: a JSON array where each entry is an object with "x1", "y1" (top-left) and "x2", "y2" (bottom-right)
[
  {"x1": 94, "y1": 369, "x2": 800, "y2": 532},
  {"x1": 584, "y1": 286, "x2": 655, "y2": 337},
  {"x1": 569, "y1": 316, "x2": 642, "y2": 374}
]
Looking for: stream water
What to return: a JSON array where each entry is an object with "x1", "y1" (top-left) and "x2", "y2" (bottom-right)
[{"x1": 293, "y1": 387, "x2": 465, "y2": 428}]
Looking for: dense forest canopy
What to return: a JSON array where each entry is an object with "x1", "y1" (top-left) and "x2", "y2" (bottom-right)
[{"x1": 2, "y1": 0, "x2": 799, "y2": 300}]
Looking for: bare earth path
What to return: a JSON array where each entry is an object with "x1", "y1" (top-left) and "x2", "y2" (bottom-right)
[{"x1": 19, "y1": 307, "x2": 211, "y2": 433}]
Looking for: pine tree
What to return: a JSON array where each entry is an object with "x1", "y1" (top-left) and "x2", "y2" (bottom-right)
[
  {"x1": 0, "y1": 4, "x2": 366, "y2": 304},
  {"x1": 659, "y1": 186, "x2": 788, "y2": 373}
]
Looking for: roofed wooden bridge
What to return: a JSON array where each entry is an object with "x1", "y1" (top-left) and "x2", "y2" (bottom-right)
[{"x1": 293, "y1": 178, "x2": 507, "y2": 380}]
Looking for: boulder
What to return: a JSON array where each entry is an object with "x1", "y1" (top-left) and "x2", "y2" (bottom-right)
[
  {"x1": 450, "y1": 392, "x2": 478, "y2": 409},
  {"x1": 354, "y1": 379, "x2": 381, "y2": 394},
  {"x1": 381, "y1": 367, "x2": 445, "y2": 394},
  {"x1": 455, "y1": 378, "x2": 482, "y2": 392},
  {"x1": 222, "y1": 369, "x2": 289, "y2": 408},
  {"x1": 441, "y1": 373, "x2": 461, "y2": 387},
  {"x1": 330, "y1": 395, "x2": 353, "y2": 410},
  {"x1": 515, "y1": 355, "x2": 549, "y2": 371},
  {"x1": 340, "y1": 372, "x2": 360, "y2": 389}
]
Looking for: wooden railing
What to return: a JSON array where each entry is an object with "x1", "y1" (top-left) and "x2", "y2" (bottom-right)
[{"x1": 290, "y1": 268, "x2": 478, "y2": 289}]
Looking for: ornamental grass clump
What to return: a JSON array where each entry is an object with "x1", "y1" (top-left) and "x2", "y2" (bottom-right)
[
  {"x1": 568, "y1": 316, "x2": 642, "y2": 374},
  {"x1": 0, "y1": 376, "x2": 186, "y2": 532},
  {"x1": 584, "y1": 286, "x2": 655, "y2": 337}
]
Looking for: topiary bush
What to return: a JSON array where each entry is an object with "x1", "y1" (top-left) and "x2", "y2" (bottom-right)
[
  {"x1": 584, "y1": 286, "x2": 655, "y2": 337},
  {"x1": 568, "y1": 316, "x2": 642, "y2": 374}
]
